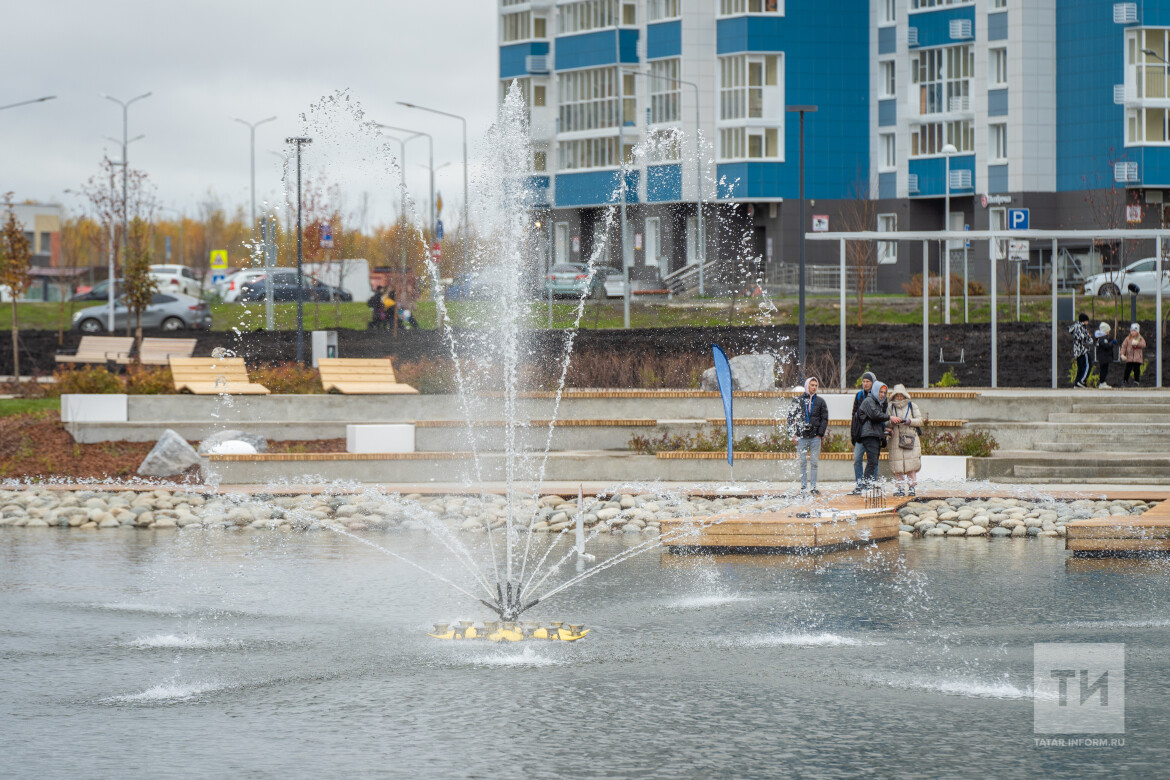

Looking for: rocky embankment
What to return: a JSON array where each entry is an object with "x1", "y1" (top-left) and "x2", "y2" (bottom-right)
[{"x1": 897, "y1": 497, "x2": 1153, "y2": 538}]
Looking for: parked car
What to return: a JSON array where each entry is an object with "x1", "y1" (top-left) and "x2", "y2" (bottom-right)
[
  {"x1": 72, "y1": 292, "x2": 212, "y2": 333},
  {"x1": 217, "y1": 269, "x2": 272, "y2": 302},
  {"x1": 602, "y1": 268, "x2": 627, "y2": 298},
  {"x1": 1083, "y1": 257, "x2": 1170, "y2": 296},
  {"x1": 149, "y1": 265, "x2": 202, "y2": 297},
  {"x1": 545, "y1": 263, "x2": 604, "y2": 299},
  {"x1": 237, "y1": 271, "x2": 352, "y2": 302},
  {"x1": 72, "y1": 279, "x2": 123, "y2": 301}
]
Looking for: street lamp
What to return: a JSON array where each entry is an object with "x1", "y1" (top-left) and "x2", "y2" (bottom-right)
[
  {"x1": 378, "y1": 124, "x2": 434, "y2": 237},
  {"x1": 396, "y1": 102, "x2": 469, "y2": 267},
  {"x1": 787, "y1": 105, "x2": 817, "y2": 379},
  {"x1": 942, "y1": 142, "x2": 958, "y2": 324},
  {"x1": 232, "y1": 116, "x2": 277, "y2": 234},
  {"x1": 620, "y1": 67, "x2": 706, "y2": 295},
  {"x1": 376, "y1": 128, "x2": 425, "y2": 297},
  {"x1": 285, "y1": 136, "x2": 312, "y2": 364},
  {"x1": 0, "y1": 95, "x2": 56, "y2": 112},
  {"x1": 102, "y1": 92, "x2": 152, "y2": 306}
]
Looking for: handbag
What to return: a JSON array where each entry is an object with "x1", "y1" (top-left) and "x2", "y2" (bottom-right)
[{"x1": 898, "y1": 433, "x2": 916, "y2": 450}]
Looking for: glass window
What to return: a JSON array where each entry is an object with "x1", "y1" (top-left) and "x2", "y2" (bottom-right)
[
  {"x1": 910, "y1": 120, "x2": 972, "y2": 157},
  {"x1": 990, "y1": 123, "x2": 1007, "y2": 160},
  {"x1": 911, "y1": 0, "x2": 973, "y2": 8},
  {"x1": 648, "y1": 0, "x2": 680, "y2": 21},
  {"x1": 534, "y1": 17, "x2": 547, "y2": 38},
  {"x1": 719, "y1": 0, "x2": 782, "y2": 15},
  {"x1": 877, "y1": 214, "x2": 897, "y2": 264},
  {"x1": 623, "y1": 2, "x2": 636, "y2": 25},
  {"x1": 880, "y1": 133, "x2": 896, "y2": 169},
  {"x1": 533, "y1": 151, "x2": 547, "y2": 172},
  {"x1": 991, "y1": 48, "x2": 1007, "y2": 86},
  {"x1": 882, "y1": 0, "x2": 896, "y2": 24},
  {"x1": 557, "y1": 67, "x2": 619, "y2": 133},
  {"x1": 40, "y1": 232, "x2": 52, "y2": 253},
  {"x1": 881, "y1": 61, "x2": 896, "y2": 97},
  {"x1": 993, "y1": 0, "x2": 1006, "y2": 8},
  {"x1": 558, "y1": 136, "x2": 621, "y2": 170},
  {"x1": 912, "y1": 45, "x2": 972, "y2": 114},
  {"x1": 501, "y1": 11, "x2": 530, "y2": 43},
  {"x1": 558, "y1": 0, "x2": 620, "y2": 34},
  {"x1": 1130, "y1": 260, "x2": 1155, "y2": 273},
  {"x1": 719, "y1": 54, "x2": 779, "y2": 120},
  {"x1": 649, "y1": 58, "x2": 680, "y2": 124}
]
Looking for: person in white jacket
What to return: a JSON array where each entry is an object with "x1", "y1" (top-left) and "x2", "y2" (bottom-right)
[{"x1": 886, "y1": 384, "x2": 923, "y2": 497}]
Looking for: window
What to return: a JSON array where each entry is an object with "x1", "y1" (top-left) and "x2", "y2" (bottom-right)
[
  {"x1": 649, "y1": 59, "x2": 681, "y2": 124},
  {"x1": 501, "y1": 11, "x2": 530, "y2": 43},
  {"x1": 648, "y1": 0, "x2": 680, "y2": 21},
  {"x1": 880, "y1": 61, "x2": 896, "y2": 97},
  {"x1": 912, "y1": 45, "x2": 972, "y2": 114},
  {"x1": 877, "y1": 214, "x2": 897, "y2": 264},
  {"x1": 992, "y1": 0, "x2": 1006, "y2": 7},
  {"x1": 40, "y1": 232, "x2": 52, "y2": 253},
  {"x1": 558, "y1": 136, "x2": 621, "y2": 170},
  {"x1": 719, "y1": 0, "x2": 782, "y2": 15},
  {"x1": 1131, "y1": 29, "x2": 1170, "y2": 99},
  {"x1": 880, "y1": 133, "x2": 896, "y2": 169},
  {"x1": 533, "y1": 150, "x2": 547, "y2": 172},
  {"x1": 991, "y1": 48, "x2": 1007, "y2": 86},
  {"x1": 911, "y1": 0, "x2": 973, "y2": 8},
  {"x1": 882, "y1": 0, "x2": 896, "y2": 24},
  {"x1": 720, "y1": 127, "x2": 779, "y2": 160},
  {"x1": 23, "y1": 231, "x2": 33, "y2": 249},
  {"x1": 555, "y1": 223, "x2": 570, "y2": 264},
  {"x1": 1128, "y1": 107, "x2": 1170, "y2": 143},
  {"x1": 910, "y1": 120, "x2": 972, "y2": 156},
  {"x1": 534, "y1": 17, "x2": 547, "y2": 38},
  {"x1": 720, "y1": 54, "x2": 779, "y2": 120},
  {"x1": 557, "y1": 67, "x2": 618, "y2": 132},
  {"x1": 623, "y1": 72, "x2": 637, "y2": 125},
  {"x1": 557, "y1": 0, "x2": 620, "y2": 34},
  {"x1": 646, "y1": 128, "x2": 683, "y2": 163},
  {"x1": 533, "y1": 85, "x2": 546, "y2": 107},
  {"x1": 990, "y1": 123, "x2": 1007, "y2": 160},
  {"x1": 623, "y1": 2, "x2": 636, "y2": 25}
]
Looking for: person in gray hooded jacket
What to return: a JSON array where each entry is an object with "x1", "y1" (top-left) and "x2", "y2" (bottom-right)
[{"x1": 856, "y1": 381, "x2": 901, "y2": 487}]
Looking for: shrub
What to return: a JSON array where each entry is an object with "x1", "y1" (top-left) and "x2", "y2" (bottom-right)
[
  {"x1": 932, "y1": 367, "x2": 960, "y2": 387},
  {"x1": 395, "y1": 356, "x2": 457, "y2": 394},
  {"x1": 250, "y1": 363, "x2": 323, "y2": 394},
  {"x1": 903, "y1": 273, "x2": 984, "y2": 297},
  {"x1": 627, "y1": 427, "x2": 847, "y2": 455},
  {"x1": 123, "y1": 366, "x2": 173, "y2": 395},
  {"x1": 920, "y1": 428, "x2": 999, "y2": 458},
  {"x1": 53, "y1": 367, "x2": 123, "y2": 395},
  {"x1": 1015, "y1": 272, "x2": 1051, "y2": 296}
]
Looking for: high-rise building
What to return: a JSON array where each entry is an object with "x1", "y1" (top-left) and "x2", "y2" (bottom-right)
[{"x1": 500, "y1": 0, "x2": 1170, "y2": 294}]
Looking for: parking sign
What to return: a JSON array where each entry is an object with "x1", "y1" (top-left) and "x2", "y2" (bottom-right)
[{"x1": 1008, "y1": 208, "x2": 1030, "y2": 230}]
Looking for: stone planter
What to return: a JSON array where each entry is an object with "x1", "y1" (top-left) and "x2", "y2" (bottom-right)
[
  {"x1": 60, "y1": 394, "x2": 128, "y2": 423},
  {"x1": 919, "y1": 455, "x2": 969, "y2": 482}
]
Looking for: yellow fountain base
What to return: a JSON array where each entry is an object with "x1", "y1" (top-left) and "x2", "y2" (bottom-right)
[{"x1": 427, "y1": 622, "x2": 590, "y2": 642}]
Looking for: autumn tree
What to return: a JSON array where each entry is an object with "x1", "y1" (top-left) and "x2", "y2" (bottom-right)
[
  {"x1": 0, "y1": 195, "x2": 34, "y2": 385},
  {"x1": 121, "y1": 217, "x2": 159, "y2": 345},
  {"x1": 840, "y1": 176, "x2": 881, "y2": 326}
]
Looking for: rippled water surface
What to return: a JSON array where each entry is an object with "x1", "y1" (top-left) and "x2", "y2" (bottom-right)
[{"x1": 3, "y1": 529, "x2": 1169, "y2": 779}]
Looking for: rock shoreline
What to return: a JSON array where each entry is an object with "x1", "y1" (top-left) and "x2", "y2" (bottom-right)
[{"x1": 896, "y1": 497, "x2": 1152, "y2": 539}]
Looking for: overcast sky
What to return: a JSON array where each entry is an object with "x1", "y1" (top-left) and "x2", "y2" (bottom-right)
[{"x1": 3, "y1": 0, "x2": 499, "y2": 228}]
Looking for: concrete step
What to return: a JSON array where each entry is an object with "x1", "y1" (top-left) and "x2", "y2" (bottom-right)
[
  {"x1": 1047, "y1": 413, "x2": 1170, "y2": 423},
  {"x1": 1070, "y1": 403, "x2": 1170, "y2": 414},
  {"x1": 1034, "y1": 442, "x2": 1084, "y2": 452},
  {"x1": 1013, "y1": 464, "x2": 1170, "y2": 482}
]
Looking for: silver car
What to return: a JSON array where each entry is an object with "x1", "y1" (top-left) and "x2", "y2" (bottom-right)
[{"x1": 73, "y1": 292, "x2": 212, "y2": 333}]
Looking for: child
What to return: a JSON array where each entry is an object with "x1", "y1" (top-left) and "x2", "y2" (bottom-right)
[
  {"x1": 1094, "y1": 323, "x2": 1117, "y2": 389},
  {"x1": 1069, "y1": 313, "x2": 1093, "y2": 388},
  {"x1": 1120, "y1": 323, "x2": 1147, "y2": 386}
]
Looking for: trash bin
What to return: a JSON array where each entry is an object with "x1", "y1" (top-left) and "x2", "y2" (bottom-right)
[{"x1": 311, "y1": 330, "x2": 338, "y2": 368}]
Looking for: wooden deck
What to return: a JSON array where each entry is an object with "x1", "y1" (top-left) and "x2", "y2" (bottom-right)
[
  {"x1": 1065, "y1": 499, "x2": 1170, "y2": 556},
  {"x1": 659, "y1": 495, "x2": 901, "y2": 553}
]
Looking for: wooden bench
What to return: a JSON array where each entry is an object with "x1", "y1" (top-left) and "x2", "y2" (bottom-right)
[
  {"x1": 168, "y1": 357, "x2": 270, "y2": 394},
  {"x1": 55, "y1": 336, "x2": 134, "y2": 365},
  {"x1": 116, "y1": 337, "x2": 197, "y2": 366},
  {"x1": 318, "y1": 358, "x2": 418, "y2": 394}
]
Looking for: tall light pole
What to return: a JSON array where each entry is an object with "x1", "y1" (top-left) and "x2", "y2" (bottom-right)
[
  {"x1": 233, "y1": 115, "x2": 276, "y2": 234},
  {"x1": 397, "y1": 102, "x2": 469, "y2": 266},
  {"x1": 620, "y1": 67, "x2": 706, "y2": 294},
  {"x1": 285, "y1": 137, "x2": 312, "y2": 364},
  {"x1": 787, "y1": 105, "x2": 817, "y2": 379},
  {"x1": 378, "y1": 123, "x2": 434, "y2": 236},
  {"x1": 102, "y1": 92, "x2": 151, "y2": 294},
  {"x1": 377, "y1": 129, "x2": 424, "y2": 291},
  {"x1": 941, "y1": 142, "x2": 957, "y2": 324}
]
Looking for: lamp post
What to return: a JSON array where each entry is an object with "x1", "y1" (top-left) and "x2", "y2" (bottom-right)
[
  {"x1": 620, "y1": 67, "x2": 706, "y2": 294},
  {"x1": 232, "y1": 116, "x2": 277, "y2": 235},
  {"x1": 102, "y1": 92, "x2": 151, "y2": 302},
  {"x1": 397, "y1": 102, "x2": 468, "y2": 267},
  {"x1": 787, "y1": 105, "x2": 817, "y2": 379},
  {"x1": 941, "y1": 142, "x2": 958, "y2": 325},
  {"x1": 378, "y1": 124, "x2": 434, "y2": 236},
  {"x1": 285, "y1": 136, "x2": 312, "y2": 364},
  {"x1": 0, "y1": 95, "x2": 56, "y2": 112},
  {"x1": 377, "y1": 128, "x2": 425, "y2": 294}
]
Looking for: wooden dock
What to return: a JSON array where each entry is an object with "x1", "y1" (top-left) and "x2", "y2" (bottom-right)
[
  {"x1": 1066, "y1": 499, "x2": 1170, "y2": 556},
  {"x1": 659, "y1": 496, "x2": 900, "y2": 553}
]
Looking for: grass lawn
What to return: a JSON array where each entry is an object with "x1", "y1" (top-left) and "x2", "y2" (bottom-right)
[{"x1": 0, "y1": 398, "x2": 58, "y2": 418}]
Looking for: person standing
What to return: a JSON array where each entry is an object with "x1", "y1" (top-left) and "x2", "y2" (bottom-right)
[
  {"x1": 849, "y1": 371, "x2": 877, "y2": 495},
  {"x1": 886, "y1": 385, "x2": 923, "y2": 497},
  {"x1": 857, "y1": 381, "x2": 898, "y2": 490},
  {"x1": 1094, "y1": 322, "x2": 1117, "y2": 389},
  {"x1": 787, "y1": 376, "x2": 829, "y2": 495},
  {"x1": 1069, "y1": 313, "x2": 1093, "y2": 388},
  {"x1": 1120, "y1": 323, "x2": 1146, "y2": 386},
  {"x1": 367, "y1": 285, "x2": 386, "y2": 330}
]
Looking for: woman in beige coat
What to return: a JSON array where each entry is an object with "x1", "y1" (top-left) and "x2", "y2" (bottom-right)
[{"x1": 886, "y1": 384, "x2": 923, "y2": 496}]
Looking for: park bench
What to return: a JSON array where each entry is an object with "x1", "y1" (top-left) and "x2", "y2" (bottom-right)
[
  {"x1": 55, "y1": 336, "x2": 134, "y2": 366},
  {"x1": 317, "y1": 358, "x2": 418, "y2": 394},
  {"x1": 116, "y1": 337, "x2": 198, "y2": 366},
  {"x1": 168, "y1": 356, "x2": 270, "y2": 395}
]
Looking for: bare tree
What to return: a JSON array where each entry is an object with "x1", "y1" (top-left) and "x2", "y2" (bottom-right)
[
  {"x1": 840, "y1": 175, "x2": 880, "y2": 326},
  {"x1": 1081, "y1": 159, "x2": 1146, "y2": 331},
  {"x1": 123, "y1": 217, "x2": 158, "y2": 346},
  {"x1": 0, "y1": 195, "x2": 34, "y2": 386}
]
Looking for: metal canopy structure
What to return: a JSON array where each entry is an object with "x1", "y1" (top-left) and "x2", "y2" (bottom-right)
[{"x1": 805, "y1": 229, "x2": 1166, "y2": 389}]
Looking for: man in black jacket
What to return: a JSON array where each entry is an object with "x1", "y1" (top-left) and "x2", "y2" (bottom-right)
[
  {"x1": 787, "y1": 377, "x2": 829, "y2": 495},
  {"x1": 849, "y1": 371, "x2": 876, "y2": 494},
  {"x1": 856, "y1": 381, "x2": 901, "y2": 489}
]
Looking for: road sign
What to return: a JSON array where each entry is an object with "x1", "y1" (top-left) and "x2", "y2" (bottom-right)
[
  {"x1": 210, "y1": 249, "x2": 228, "y2": 270},
  {"x1": 1008, "y1": 208, "x2": 1030, "y2": 230},
  {"x1": 436, "y1": 219, "x2": 444, "y2": 240},
  {"x1": 1008, "y1": 239, "x2": 1030, "y2": 261},
  {"x1": 212, "y1": 274, "x2": 225, "y2": 284},
  {"x1": 320, "y1": 223, "x2": 333, "y2": 249},
  {"x1": 1126, "y1": 204, "x2": 1142, "y2": 224},
  {"x1": 812, "y1": 215, "x2": 829, "y2": 232},
  {"x1": 964, "y1": 224, "x2": 971, "y2": 249},
  {"x1": 430, "y1": 241, "x2": 442, "y2": 262}
]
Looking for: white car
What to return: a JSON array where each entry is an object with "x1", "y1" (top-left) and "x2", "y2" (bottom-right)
[
  {"x1": 1083, "y1": 257, "x2": 1170, "y2": 296},
  {"x1": 149, "y1": 265, "x2": 201, "y2": 297},
  {"x1": 218, "y1": 269, "x2": 270, "y2": 302}
]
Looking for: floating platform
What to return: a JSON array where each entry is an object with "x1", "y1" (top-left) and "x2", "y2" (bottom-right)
[
  {"x1": 427, "y1": 621, "x2": 589, "y2": 642},
  {"x1": 1066, "y1": 500, "x2": 1170, "y2": 556},
  {"x1": 659, "y1": 496, "x2": 900, "y2": 553}
]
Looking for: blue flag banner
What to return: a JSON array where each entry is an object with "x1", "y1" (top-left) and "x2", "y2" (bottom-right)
[{"x1": 712, "y1": 344, "x2": 734, "y2": 467}]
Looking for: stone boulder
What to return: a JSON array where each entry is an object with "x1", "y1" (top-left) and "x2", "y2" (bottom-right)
[
  {"x1": 138, "y1": 429, "x2": 201, "y2": 477},
  {"x1": 700, "y1": 353, "x2": 777, "y2": 392},
  {"x1": 197, "y1": 430, "x2": 269, "y2": 455}
]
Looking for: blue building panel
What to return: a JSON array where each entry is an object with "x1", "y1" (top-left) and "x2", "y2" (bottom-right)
[
  {"x1": 500, "y1": 42, "x2": 550, "y2": 79},
  {"x1": 907, "y1": 6, "x2": 976, "y2": 49},
  {"x1": 878, "y1": 26, "x2": 897, "y2": 55},
  {"x1": 988, "y1": 88, "x2": 1008, "y2": 117},
  {"x1": 716, "y1": 162, "x2": 788, "y2": 199},
  {"x1": 987, "y1": 11, "x2": 1008, "y2": 41},
  {"x1": 907, "y1": 154, "x2": 975, "y2": 197},
  {"x1": 987, "y1": 164, "x2": 1009, "y2": 194},
  {"x1": 646, "y1": 164, "x2": 682, "y2": 202},
  {"x1": 1056, "y1": 0, "x2": 1124, "y2": 191},
  {"x1": 647, "y1": 20, "x2": 682, "y2": 60},
  {"x1": 554, "y1": 29, "x2": 639, "y2": 71},
  {"x1": 878, "y1": 171, "x2": 897, "y2": 200},
  {"x1": 526, "y1": 175, "x2": 551, "y2": 207},
  {"x1": 554, "y1": 169, "x2": 639, "y2": 208},
  {"x1": 716, "y1": 16, "x2": 786, "y2": 54},
  {"x1": 1136, "y1": 147, "x2": 1170, "y2": 187},
  {"x1": 878, "y1": 99, "x2": 897, "y2": 127}
]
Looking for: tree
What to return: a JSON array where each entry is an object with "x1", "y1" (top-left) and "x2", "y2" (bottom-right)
[
  {"x1": 0, "y1": 195, "x2": 33, "y2": 386},
  {"x1": 840, "y1": 176, "x2": 880, "y2": 326},
  {"x1": 1081, "y1": 158, "x2": 1146, "y2": 332},
  {"x1": 123, "y1": 217, "x2": 158, "y2": 346}
]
